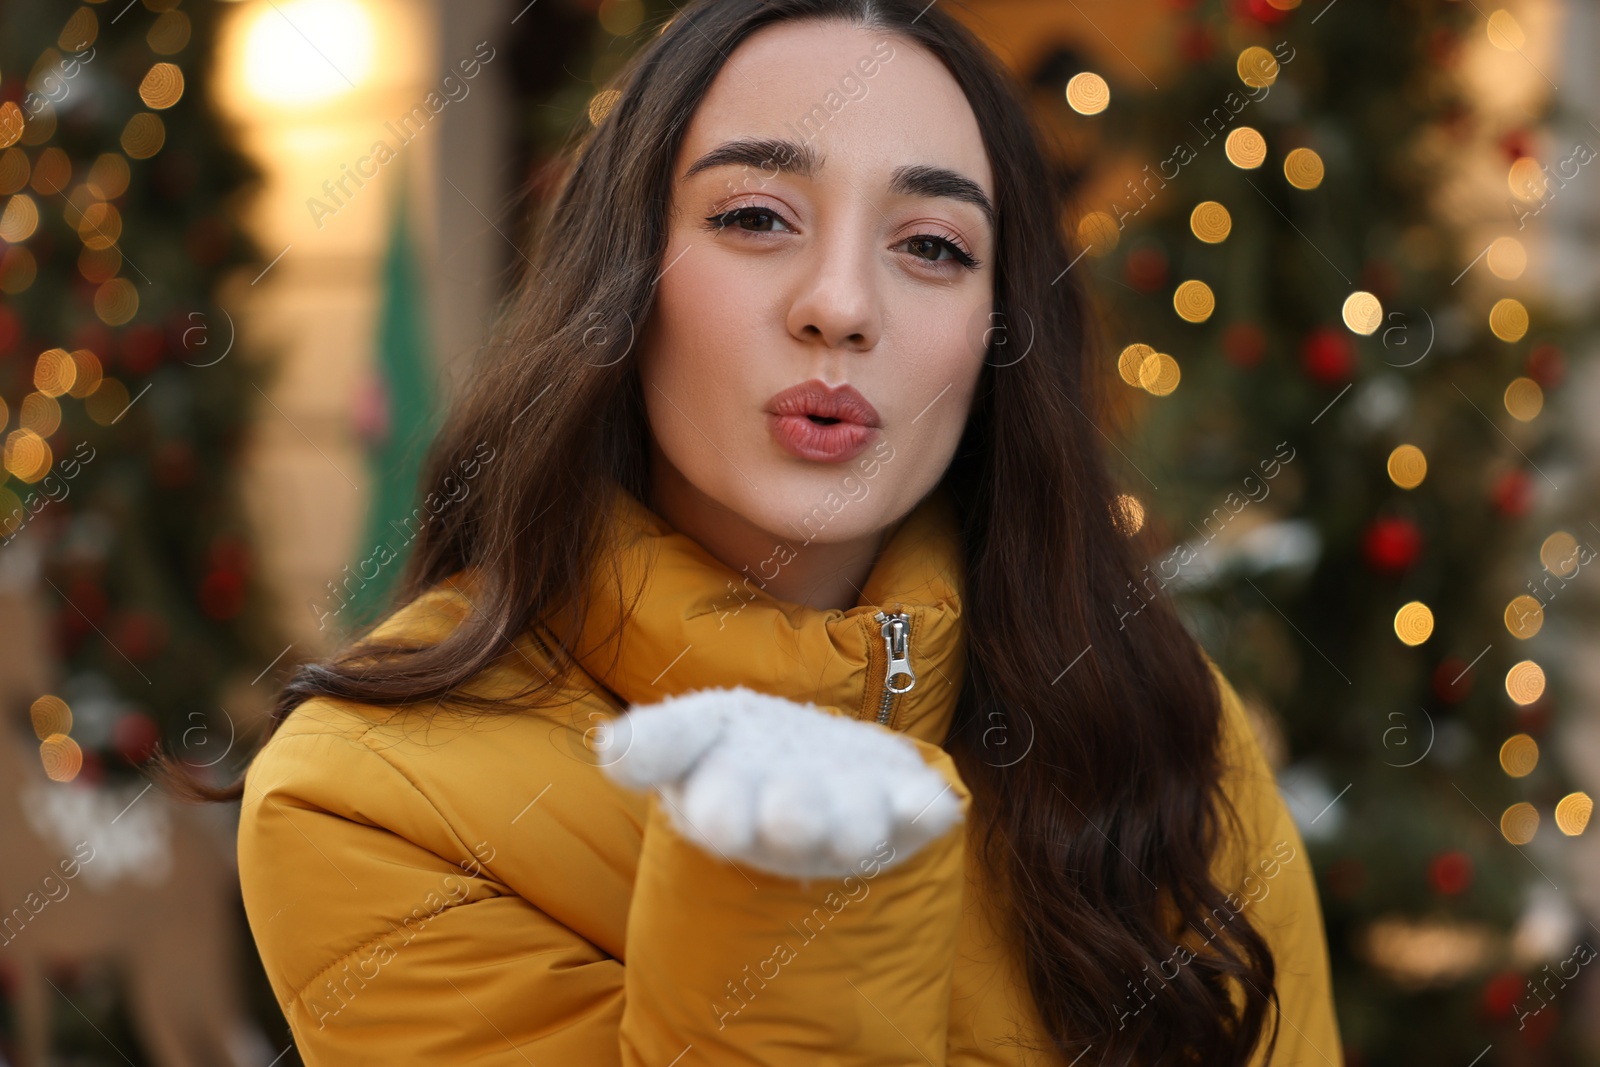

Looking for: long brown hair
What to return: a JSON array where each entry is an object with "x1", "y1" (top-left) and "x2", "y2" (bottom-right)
[{"x1": 155, "y1": 1, "x2": 1278, "y2": 1062}]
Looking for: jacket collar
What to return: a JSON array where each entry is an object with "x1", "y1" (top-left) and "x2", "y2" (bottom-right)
[{"x1": 542, "y1": 481, "x2": 967, "y2": 746}]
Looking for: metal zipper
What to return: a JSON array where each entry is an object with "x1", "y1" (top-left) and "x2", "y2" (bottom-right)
[{"x1": 873, "y1": 610, "x2": 916, "y2": 726}]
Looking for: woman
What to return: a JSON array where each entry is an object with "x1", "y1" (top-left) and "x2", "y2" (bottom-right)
[{"x1": 166, "y1": 0, "x2": 1344, "y2": 1063}]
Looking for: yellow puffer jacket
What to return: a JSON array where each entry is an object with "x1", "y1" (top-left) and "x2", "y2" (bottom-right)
[{"x1": 237, "y1": 482, "x2": 1344, "y2": 1065}]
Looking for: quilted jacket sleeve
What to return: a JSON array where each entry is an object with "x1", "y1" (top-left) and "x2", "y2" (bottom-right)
[{"x1": 236, "y1": 700, "x2": 971, "y2": 1067}]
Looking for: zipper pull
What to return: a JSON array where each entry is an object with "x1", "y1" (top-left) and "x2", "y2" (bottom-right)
[{"x1": 873, "y1": 611, "x2": 916, "y2": 729}]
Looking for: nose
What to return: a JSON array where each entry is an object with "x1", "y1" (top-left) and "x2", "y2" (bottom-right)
[{"x1": 784, "y1": 211, "x2": 881, "y2": 353}]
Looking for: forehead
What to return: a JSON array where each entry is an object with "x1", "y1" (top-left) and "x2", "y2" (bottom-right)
[{"x1": 675, "y1": 19, "x2": 993, "y2": 199}]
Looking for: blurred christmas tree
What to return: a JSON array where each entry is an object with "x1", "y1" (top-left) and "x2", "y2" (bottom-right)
[
  {"x1": 1, "y1": 7, "x2": 275, "y2": 782},
  {"x1": 1044, "y1": 1, "x2": 1593, "y2": 1062}
]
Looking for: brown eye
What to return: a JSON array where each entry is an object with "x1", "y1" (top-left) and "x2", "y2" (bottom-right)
[{"x1": 704, "y1": 206, "x2": 793, "y2": 234}]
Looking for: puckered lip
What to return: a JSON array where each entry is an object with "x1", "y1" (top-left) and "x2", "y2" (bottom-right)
[{"x1": 762, "y1": 378, "x2": 882, "y2": 427}]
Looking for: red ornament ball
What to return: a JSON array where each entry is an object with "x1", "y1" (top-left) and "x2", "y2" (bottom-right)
[
  {"x1": 1324, "y1": 858, "x2": 1367, "y2": 901},
  {"x1": 0, "y1": 303, "x2": 20, "y2": 356},
  {"x1": 1125, "y1": 245, "x2": 1170, "y2": 293},
  {"x1": 1492, "y1": 468, "x2": 1534, "y2": 517},
  {"x1": 1526, "y1": 343, "x2": 1564, "y2": 388},
  {"x1": 200, "y1": 569, "x2": 246, "y2": 620},
  {"x1": 1177, "y1": 23, "x2": 1214, "y2": 63},
  {"x1": 119, "y1": 323, "x2": 166, "y2": 376},
  {"x1": 1433, "y1": 658, "x2": 1473, "y2": 703},
  {"x1": 1234, "y1": 0, "x2": 1289, "y2": 24},
  {"x1": 1222, "y1": 322, "x2": 1266, "y2": 368},
  {"x1": 1300, "y1": 327, "x2": 1355, "y2": 385},
  {"x1": 1500, "y1": 128, "x2": 1535, "y2": 164},
  {"x1": 113, "y1": 712, "x2": 162, "y2": 765},
  {"x1": 1480, "y1": 970, "x2": 1524, "y2": 1020},
  {"x1": 1363, "y1": 517, "x2": 1422, "y2": 573},
  {"x1": 1428, "y1": 850, "x2": 1473, "y2": 895},
  {"x1": 111, "y1": 610, "x2": 169, "y2": 661}
]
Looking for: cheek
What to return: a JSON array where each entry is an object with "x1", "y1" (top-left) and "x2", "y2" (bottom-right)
[
  {"x1": 638, "y1": 244, "x2": 767, "y2": 470},
  {"x1": 891, "y1": 296, "x2": 989, "y2": 450}
]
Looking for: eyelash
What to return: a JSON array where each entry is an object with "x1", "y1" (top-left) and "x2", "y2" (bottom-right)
[{"x1": 701, "y1": 205, "x2": 983, "y2": 271}]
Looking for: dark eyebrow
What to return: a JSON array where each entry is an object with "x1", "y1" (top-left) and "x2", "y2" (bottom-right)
[{"x1": 683, "y1": 137, "x2": 995, "y2": 230}]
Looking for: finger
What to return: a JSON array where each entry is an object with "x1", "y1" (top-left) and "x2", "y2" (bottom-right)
[
  {"x1": 596, "y1": 693, "x2": 729, "y2": 791},
  {"x1": 679, "y1": 754, "x2": 758, "y2": 854}
]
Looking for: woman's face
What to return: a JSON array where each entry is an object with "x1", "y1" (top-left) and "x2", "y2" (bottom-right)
[{"x1": 637, "y1": 19, "x2": 994, "y2": 572}]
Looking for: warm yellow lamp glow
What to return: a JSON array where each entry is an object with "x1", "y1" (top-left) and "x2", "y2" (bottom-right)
[{"x1": 242, "y1": 0, "x2": 375, "y2": 106}]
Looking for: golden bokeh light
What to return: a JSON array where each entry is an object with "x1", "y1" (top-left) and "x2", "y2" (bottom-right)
[
  {"x1": 1236, "y1": 47, "x2": 1279, "y2": 89},
  {"x1": 1509, "y1": 157, "x2": 1545, "y2": 201},
  {"x1": 77, "y1": 201, "x2": 123, "y2": 250},
  {"x1": 1486, "y1": 237, "x2": 1526, "y2": 280},
  {"x1": 1342, "y1": 291, "x2": 1383, "y2": 335},
  {"x1": 19, "y1": 106, "x2": 55, "y2": 146},
  {"x1": 1066, "y1": 72, "x2": 1111, "y2": 115},
  {"x1": 1504, "y1": 594, "x2": 1543, "y2": 639},
  {"x1": 139, "y1": 62, "x2": 185, "y2": 109},
  {"x1": 1394, "y1": 602, "x2": 1434, "y2": 646},
  {"x1": 69, "y1": 349, "x2": 104, "y2": 398},
  {"x1": 1503, "y1": 376, "x2": 1543, "y2": 421},
  {"x1": 242, "y1": 0, "x2": 374, "y2": 105},
  {"x1": 1555, "y1": 793, "x2": 1592, "y2": 836},
  {"x1": 1076, "y1": 211, "x2": 1119, "y2": 256},
  {"x1": 1489, "y1": 298, "x2": 1528, "y2": 342},
  {"x1": 1283, "y1": 147, "x2": 1325, "y2": 190},
  {"x1": 1505, "y1": 660, "x2": 1545, "y2": 706},
  {"x1": 1139, "y1": 352, "x2": 1181, "y2": 396},
  {"x1": 1224, "y1": 127, "x2": 1267, "y2": 169},
  {"x1": 3, "y1": 428, "x2": 52, "y2": 482},
  {"x1": 30, "y1": 147, "x2": 71, "y2": 196},
  {"x1": 0, "y1": 102, "x2": 24, "y2": 150},
  {"x1": 1113, "y1": 493, "x2": 1145, "y2": 535},
  {"x1": 86, "y1": 378, "x2": 131, "y2": 425},
  {"x1": 30, "y1": 695, "x2": 72, "y2": 740},
  {"x1": 587, "y1": 89, "x2": 621, "y2": 126},
  {"x1": 95, "y1": 276, "x2": 139, "y2": 325},
  {"x1": 59, "y1": 7, "x2": 98, "y2": 50},
  {"x1": 1118, "y1": 343, "x2": 1155, "y2": 387},
  {"x1": 1540, "y1": 531, "x2": 1579, "y2": 576},
  {"x1": 1190, "y1": 201, "x2": 1231, "y2": 243},
  {"x1": 1498, "y1": 733, "x2": 1538, "y2": 778},
  {"x1": 1173, "y1": 280, "x2": 1215, "y2": 323},
  {"x1": 121, "y1": 112, "x2": 166, "y2": 159},
  {"x1": 1500, "y1": 802, "x2": 1538, "y2": 845},
  {"x1": 149, "y1": 9, "x2": 192, "y2": 54},
  {"x1": 1386, "y1": 444, "x2": 1427, "y2": 489},
  {"x1": 1, "y1": 193, "x2": 40, "y2": 243},
  {"x1": 0, "y1": 147, "x2": 30, "y2": 194},
  {"x1": 41, "y1": 734, "x2": 83, "y2": 782},
  {"x1": 87, "y1": 153, "x2": 131, "y2": 199},
  {"x1": 20, "y1": 393, "x2": 62, "y2": 438},
  {"x1": 1487, "y1": 9, "x2": 1526, "y2": 50},
  {"x1": 79, "y1": 245, "x2": 122, "y2": 284}
]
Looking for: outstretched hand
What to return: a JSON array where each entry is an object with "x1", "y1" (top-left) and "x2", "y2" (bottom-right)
[{"x1": 594, "y1": 686, "x2": 963, "y2": 881}]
